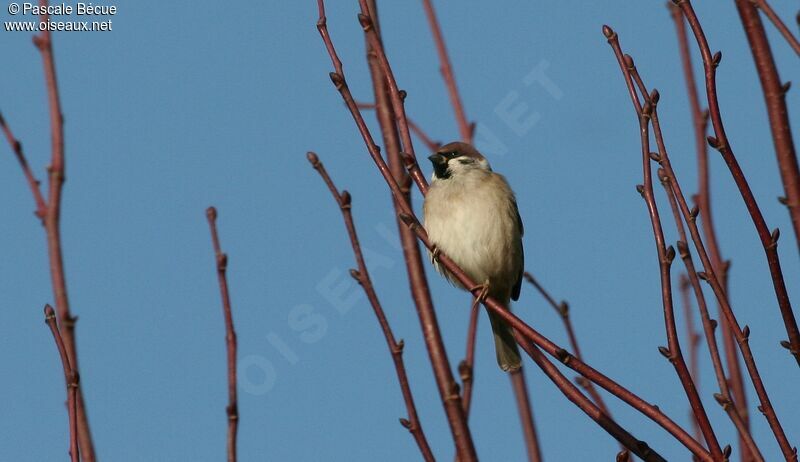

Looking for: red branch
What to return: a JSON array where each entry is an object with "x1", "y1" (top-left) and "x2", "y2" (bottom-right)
[
  {"x1": 735, "y1": 0, "x2": 800, "y2": 253},
  {"x1": 0, "y1": 115, "x2": 47, "y2": 220},
  {"x1": 752, "y1": 0, "x2": 800, "y2": 56},
  {"x1": 606, "y1": 22, "x2": 790, "y2": 460},
  {"x1": 459, "y1": 299, "x2": 480, "y2": 417},
  {"x1": 420, "y1": 0, "x2": 473, "y2": 142},
  {"x1": 509, "y1": 369, "x2": 543, "y2": 462},
  {"x1": 12, "y1": 0, "x2": 95, "y2": 462},
  {"x1": 44, "y1": 304, "x2": 79, "y2": 462},
  {"x1": 316, "y1": 3, "x2": 477, "y2": 459},
  {"x1": 307, "y1": 152, "x2": 435, "y2": 461},
  {"x1": 316, "y1": 3, "x2": 707, "y2": 459},
  {"x1": 513, "y1": 332, "x2": 666, "y2": 462},
  {"x1": 668, "y1": 5, "x2": 751, "y2": 451},
  {"x1": 205, "y1": 207, "x2": 239, "y2": 462},
  {"x1": 355, "y1": 102, "x2": 442, "y2": 153},
  {"x1": 522, "y1": 272, "x2": 615, "y2": 418},
  {"x1": 676, "y1": 0, "x2": 800, "y2": 369},
  {"x1": 634, "y1": 69, "x2": 723, "y2": 459},
  {"x1": 414, "y1": 6, "x2": 542, "y2": 457},
  {"x1": 678, "y1": 275, "x2": 702, "y2": 449}
]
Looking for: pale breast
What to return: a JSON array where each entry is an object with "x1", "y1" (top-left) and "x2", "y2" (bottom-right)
[{"x1": 423, "y1": 170, "x2": 523, "y2": 296}]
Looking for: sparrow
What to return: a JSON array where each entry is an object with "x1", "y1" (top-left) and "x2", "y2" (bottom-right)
[{"x1": 423, "y1": 141, "x2": 524, "y2": 371}]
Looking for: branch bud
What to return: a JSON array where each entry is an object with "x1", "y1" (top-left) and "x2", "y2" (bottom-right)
[
  {"x1": 781, "y1": 81, "x2": 791, "y2": 94},
  {"x1": 339, "y1": 190, "x2": 352, "y2": 208},
  {"x1": 649, "y1": 152, "x2": 661, "y2": 162},
  {"x1": 602, "y1": 25, "x2": 615, "y2": 39},
  {"x1": 657, "y1": 346, "x2": 672, "y2": 359},
  {"x1": 711, "y1": 51, "x2": 722, "y2": 68},
  {"x1": 349, "y1": 269, "x2": 361, "y2": 281},
  {"x1": 357, "y1": 13, "x2": 373, "y2": 32},
  {"x1": 206, "y1": 206, "x2": 218, "y2": 222},
  {"x1": 649, "y1": 89, "x2": 660, "y2": 104},
  {"x1": 665, "y1": 245, "x2": 676, "y2": 262},
  {"x1": 742, "y1": 325, "x2": 750, "y2": 339},
  {"x1": 697, "y1": 271, "x2": 708, "y2": 281},
  {"x1": 635, "y1": 184, "x2": 645, "y2": 196},
  {"x1": 676, "y1": 240, "x2": 689, "y2": 258},
  {"x1": 329, "y1": 72, "x2": 345, "y2": 90},
  {"x1": 623, "y1": 54, "x2": 634, "y2": 70},
  {"x1": 722, "y1": 445, "x2": 732, "y2": 458},
  {"x1": 690, "y1": 205, "x2": 699, "y2": 220},
  {"x1": 399, "y1": 418, "x2": 412, "y2": 429},
  {"x1": 398, "y1": 213, "x2": 416, "y2": 228},
  {"x1": 771, "y1": 227, "x2": 780, "y2": 246},
  {"x1": 657, "y1": 167, "x2": 668, "y2": 183},
  {"x1": 706, "y1": 136, "x2": 720, "y2": 149},
  {"x1": 306, "y1": 151, "x2": 320, "y2": 167},
  {"x1": 778, "y1": 196, "x2": 788, "y2": 205},
  {"x1": 710, "y1": 319, "x2": 718, "y2": 330}
]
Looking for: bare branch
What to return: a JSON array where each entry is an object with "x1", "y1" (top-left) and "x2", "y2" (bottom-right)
[
  {"x1": 668, "y1": 5, "x2": 751, "y2": 453},
  {"x1": 0, "y1": 114, "x2": 47, "y2": 220},
  {"x1": 751, "y1": 0, "x2": 800, "y2": 56},
  {"x1": 32, "y1": 1, "x2": 95, "y2": 457},
  {"x1": 420, "y1": 0, "x2": 472, "y2": 142},
  {"x1": 206, "y1": 207, "x2": 239, "y2": 462},
  {"x1": 307, "y1": 152, "x2": 435, "y2": 461},
  {"x1": 44, "y1": 304, "x2": 79, "y2": 462},
  {"x1": 676, "y1": 0, "x2": 800, "y2": 371},
  {"x1": 316, "y1": 3, "x2": 708, "y2": 458},
  {"x1": 607, "y1": 21, "x2": 788, "y2": 459}
]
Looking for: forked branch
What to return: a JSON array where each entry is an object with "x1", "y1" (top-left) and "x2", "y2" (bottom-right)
[{"x1": 307, "y1": 152, "x2": 435, "y2": 461}]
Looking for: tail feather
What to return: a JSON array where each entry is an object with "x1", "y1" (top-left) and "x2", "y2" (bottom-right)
[{"x1": 487, "y1": 303, "x2": 521, "y2": 372}]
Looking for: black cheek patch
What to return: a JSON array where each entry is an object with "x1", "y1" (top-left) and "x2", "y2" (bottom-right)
[{"x1": 433, "y1": 162, "x2": 451, "y2": 179}]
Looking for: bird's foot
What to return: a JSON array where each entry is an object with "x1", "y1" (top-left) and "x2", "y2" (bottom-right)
[{"x1": 469, "y1": 281, "x2": 491, "y2": 304}]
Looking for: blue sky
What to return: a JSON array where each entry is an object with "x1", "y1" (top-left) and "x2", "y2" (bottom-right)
[{"x1": 1, "y1": 1, "x2": 799, "y2": 460}]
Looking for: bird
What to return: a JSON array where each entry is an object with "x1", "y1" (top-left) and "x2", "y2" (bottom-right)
[{"x1": 422, "y1": 141, "x2": 524, "y2": 371}]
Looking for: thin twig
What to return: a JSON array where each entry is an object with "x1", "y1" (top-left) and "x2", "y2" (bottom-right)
[
  {"x1": 307, "y1": 152, "x2": 435, "y2": 462},
  {"x1": 668, "y1": 5, "x2": 751, "y2": 454},
  {"x1": 316, "y1": 3, "x2": 476, "y2": 459},
  {"x1": 420, "y1": 0, "x2": 472, "y2": 142},
  {"x1": 315, "y1": 3, "x2": 707, "y2": 458},
  {"x1": 355, "y1": 102, "x2": 441, "y2": 153},
  {"x1": 391, "y1": 211, "x2": 712, "y2": 460},
  {"x1": 751, "y1": 0, "x2": 800, "y2": 56},
  {"x1": 513, "y1": 332, "x2": 666, "y2": 462},
  {"x1": 459, "y1": 298, "x2": 480, "y2": 417},
  {"x1": 32, "y1": 1, "x2": 95, "y2": 457},
  {"x1": 509, "y1": 369, "x2": 543, "y2": 462},
  {"x1": 0, "y1": 114, "x2": 47, "y2": 220},
  {"x1": 356, "y1": 1, "x2": 430, "y2": 194},
  {"x1": 665, "y1": 195, "x2": 764, "y2": 462},
  {"x1": 415, "y1": 7, "x2": 541, "y2": 456},
  {"x1": 679, "y1": 275, "x2": 703, "y2": 449},
  {"x1": 676, "y1": 0, "x2": 800, "y2": 371},
  {"x1": 44, "y1": 304, "x2": 79, "y2": 462},
  {"x1": 607, "y1": 22, "x2": 788, "y2": 460},
  {"x1": 522, "y1": 272, "x2": 614, "y2": 417},
  {"x1": 633, "y1": 67, "x2": 723, "y2": 458},
  {"x1": 735, "y1": 0, "x2": 800, "y2": 254},
  {"x1": 206, "y1": 207, "x2": 239, "y2": 462}
]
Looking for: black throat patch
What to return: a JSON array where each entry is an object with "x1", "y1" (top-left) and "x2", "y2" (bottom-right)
[{"x1": 433, "y1": 161, "x2": 451, "y2": 180}]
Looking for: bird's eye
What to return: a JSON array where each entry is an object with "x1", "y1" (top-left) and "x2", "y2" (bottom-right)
[{"x1": 444, "y1": 151, "x2": 459, "y2": 159}]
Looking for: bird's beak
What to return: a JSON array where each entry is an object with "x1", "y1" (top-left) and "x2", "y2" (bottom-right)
[{"x1": 428, "y1": 153, "x2": 446, "y2": 166}]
